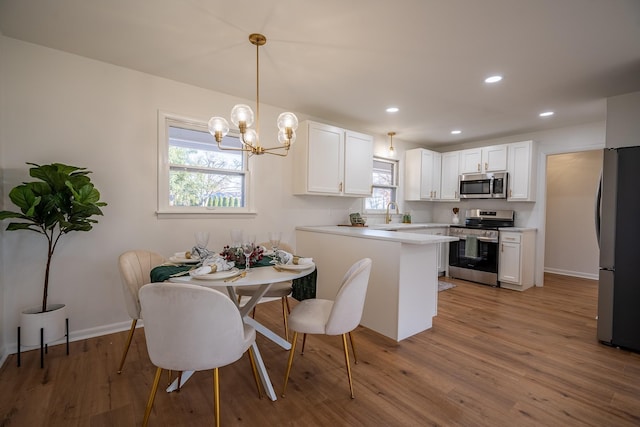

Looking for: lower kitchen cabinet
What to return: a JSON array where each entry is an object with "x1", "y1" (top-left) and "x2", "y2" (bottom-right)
[{"x1": 498, "y1": 229, "x2": 536, "y2": 291}]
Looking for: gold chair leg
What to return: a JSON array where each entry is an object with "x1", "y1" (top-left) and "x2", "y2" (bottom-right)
[
  {"x1": 301, "y1": 333, "x2": 307, "y2": 355},
  {"x1": 176, "y1": 371, "x2": 182, "y2": 391},
  {"x1": 348, "y1": 331, "x2": 358, "y2": 364},
  {"x1": 281, "y1": 297, "x2": 289, "y2": 341},
  {"x1": 284, "y1": 295, "x2": 291, "y2": 314},
  {"x1": 142, "y1": 367, "x2": 162, "y2": 427},
  {"x1": 247, "y1": 347, "x2": 263, "y2": 399},
  {"x1": 342, "y1": 333, "x2": 355, "y2": 399},
  {"x1": 213, "y1": 368, "x2": 220, "y2": 427},
  {"x1": 282, "y1": 331, "x2": 298, "y2": 397},
  {"x1": 117, "y1": 319, "x2": 137, "y2": 374}
]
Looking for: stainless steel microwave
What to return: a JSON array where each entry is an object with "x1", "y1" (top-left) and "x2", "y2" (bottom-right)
[{"x1": 459, "y1": 172, "x2": 508, "y2": 199}]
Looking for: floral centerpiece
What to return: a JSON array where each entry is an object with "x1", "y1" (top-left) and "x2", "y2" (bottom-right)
[{"x1": 221, "y1": 245, "x2": 264, "y2": 267}]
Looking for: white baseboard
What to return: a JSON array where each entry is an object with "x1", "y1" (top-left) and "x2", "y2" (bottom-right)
[
  {"x1": 1, "y1": 320, "x2": 140, "y2": 358},
  {"x1": 544, "y1": 267, "x2": 598, "y2": 281}
]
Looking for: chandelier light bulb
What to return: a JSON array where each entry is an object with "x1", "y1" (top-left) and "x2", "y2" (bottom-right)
[
  {"x1": 230, "y1": 104, "x2": 254, "y2": 128},
  {"x1": 208, "y1": 117, "x2": 230, "y2": 142},
  {"x1": 278, "y1": 129, "x2": 296, "y2": 146},
  {"x1": 243, "y1": 128, "x2": 258, "y2": 146},
  {"x1": 277, "y1": 112, "x2": 299, "y2": 132}
]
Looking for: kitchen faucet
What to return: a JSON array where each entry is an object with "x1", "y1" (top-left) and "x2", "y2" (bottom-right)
[{"x1": 385, "y1": 201, "x2": 399, "y2": 224}]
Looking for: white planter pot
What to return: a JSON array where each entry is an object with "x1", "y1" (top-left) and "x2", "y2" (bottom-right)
[{"x1": 19, "y1": 303, "x2": 67, "y2": 347}]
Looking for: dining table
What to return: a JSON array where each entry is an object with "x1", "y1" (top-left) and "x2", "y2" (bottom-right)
[{"x1": 165, "y1": 259, "x2": 316, "y2": 401}]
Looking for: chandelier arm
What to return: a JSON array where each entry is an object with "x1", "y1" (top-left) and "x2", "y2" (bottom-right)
[
  {"x1": 260, "y1": 144, "x2": 291, "y2": 153},
  {"x1": 217, "y1": 141, "x2": 252, "y2": 153}
]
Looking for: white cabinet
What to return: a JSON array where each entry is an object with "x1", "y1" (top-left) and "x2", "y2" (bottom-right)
[
  {"x1": 344, "y1": 130, "x2": 374, "y2": 195},
  {"x1": 440, "y1": 151, "x2": 460, "y2": 200},
  {"x1": 405, "y1": 148, "x2": 441, "y2": 200},
  {"x1": 459, "y1": 145, "x2": 508, "y2": 173},
  {"x1": 293, "y1": 121, "x2": 373, "y2": 196},
  {"x1": 499, "y1": 230, "x2": 536, "y2": 291},
  {"x1": 507, "y1": 140, "x2": 536, "y2": 201}
]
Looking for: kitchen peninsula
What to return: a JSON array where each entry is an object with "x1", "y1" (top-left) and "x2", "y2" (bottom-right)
[{"x1": 296, "y1": 225, "x2": 457, "y2": 341}]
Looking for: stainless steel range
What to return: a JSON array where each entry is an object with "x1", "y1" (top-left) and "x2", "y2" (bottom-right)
[{"x1": 448, "y1": 209, "x2": 515, "y2": 286}]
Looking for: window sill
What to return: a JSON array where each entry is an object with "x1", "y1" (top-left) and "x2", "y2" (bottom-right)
[{"x1": 156, "y1": 208, "x2": 257, "y2": 219}]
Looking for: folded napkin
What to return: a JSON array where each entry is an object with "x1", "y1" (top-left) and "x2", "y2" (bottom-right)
[
  {"x1": 189, "y1": 256, "x2": 235, "y2": 276},
  {"x1": 276, "y1": 250, "x2": 313, "y2": 265}
]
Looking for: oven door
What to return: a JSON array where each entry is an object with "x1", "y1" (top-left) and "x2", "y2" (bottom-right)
[{"x1": 448, "y1": 235, "x2": 500, "y2": 286}]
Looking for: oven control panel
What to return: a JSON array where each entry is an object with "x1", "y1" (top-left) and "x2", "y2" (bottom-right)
[{"x1": 449, "y1": 226, "x2": 499, "y2": 240}]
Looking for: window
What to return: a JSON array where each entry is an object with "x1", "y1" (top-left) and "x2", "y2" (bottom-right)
[
  {"x1": 365, "y1": 157, "x2": 398, "y2": 211},
  {"x1": 158, "y1": 111, "x2": 251, "y2": 214}
]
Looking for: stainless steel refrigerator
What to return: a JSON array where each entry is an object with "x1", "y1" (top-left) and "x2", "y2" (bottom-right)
[{"x1": 596, "y1": 146, "x2": 640, "y2": 352}]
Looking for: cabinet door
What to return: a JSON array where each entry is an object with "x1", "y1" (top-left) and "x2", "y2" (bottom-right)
[
  {"x1": 420, "y1": 150, "x2": 434, "y2": 199},
  {"x1": 507, "y1": 140, "x2": 535, "y2": 201},
  {"x1": 482, "y1": 145, "x2": 508, "y2": 172},
  {"x1": 344, "y1": 131, "x2": 373, "y2": 196},
  {"x1": 307, "y1": 122, "x2": 344, "y2": 194},
  {"x1": 499, "y1": 239, "x2": 521, "y2": 284},
  {"x1": 431, "y1": 152, "x2": 442, "y2": 200},
  {"x1": 459, "y1": 148, "x2": 482, "y2": 173},
  {"x1": 440, "y1": 151, "x2": 460, "y2": 200}
]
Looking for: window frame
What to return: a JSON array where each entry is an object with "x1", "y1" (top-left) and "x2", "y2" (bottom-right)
[
  {"x1": 157, "y1": 110, "x2": 254, "y2": 217},
  {"x1": 363, "y1": 156, "x2": 399, "y2": 213}
]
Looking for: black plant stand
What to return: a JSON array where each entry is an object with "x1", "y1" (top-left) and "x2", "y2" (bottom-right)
[{"x1": 17, "y1": 318, "x2": 69, "y2": 368}]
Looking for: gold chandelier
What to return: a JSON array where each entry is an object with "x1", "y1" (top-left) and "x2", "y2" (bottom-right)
[{"x1": 208, "y1": 33, "x2": 298, "y2": 157}]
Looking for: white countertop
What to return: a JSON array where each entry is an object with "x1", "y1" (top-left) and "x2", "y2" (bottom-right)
[
  {"x1": 296, "y1": 225, "x2": 458, "y2": 245},
  {"x1": 499, "y1": 227, "x2": 537, "y2": 232},
  {"x1": 368, "y1": 223, "x2": 452, "y2": 231}
]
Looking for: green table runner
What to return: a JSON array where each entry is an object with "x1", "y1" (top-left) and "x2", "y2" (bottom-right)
[{"x1": 149, "y1": 255, "x2": 316, "y2": 301}]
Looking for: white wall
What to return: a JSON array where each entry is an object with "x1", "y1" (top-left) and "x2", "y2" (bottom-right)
[
  {"x1": 0, "y1": 37, "x2": 430, "y2": 355},
  {"x1": 545, "y1": 150, "x2": 602, "y2": 279},
  {"x1": 606, "y1": 91, "x2": 640, "y2": 149}
]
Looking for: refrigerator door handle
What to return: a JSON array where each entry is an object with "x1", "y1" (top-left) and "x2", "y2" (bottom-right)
[{"x1": 595, "y1": 170, "x2": 602, "y2": 248}]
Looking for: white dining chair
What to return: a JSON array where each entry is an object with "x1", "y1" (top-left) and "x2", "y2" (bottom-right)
[
  {"x1": 282, "y1": 258, "x2": 372, "y2": 399},
  {"x1": 117, "y1": 250, "x2": 166, "y2": 374},
  {"x1": 235, "y1": 242, "x2": 295, "y2": 340},
  {"x1": 139, "y1": 282, "x2": 261, "y2": 427}
]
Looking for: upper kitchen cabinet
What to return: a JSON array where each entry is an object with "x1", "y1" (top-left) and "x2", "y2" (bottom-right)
[
  {"x1": 405, "y1": 148, "x2": 441, "y2": 201},
  {"x1": 507, "y1": 140, "x2": 537, "y2": 201},
  {"x1": 459, "y1": 145, "x2": 508, "y2": 173},
  {"x1": 293, "y1": 121, "x2": 373, "y2": 196},
  {"x1": 440, "y1": 151, "x2": 460, "y2": 200}
]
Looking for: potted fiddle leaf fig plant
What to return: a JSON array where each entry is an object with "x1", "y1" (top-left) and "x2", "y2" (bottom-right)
[{"x1": 0, "y1": 162, "x2": 107, "y2": 347}]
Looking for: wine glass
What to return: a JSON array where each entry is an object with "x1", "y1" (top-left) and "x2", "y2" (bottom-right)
[
  {"x1": 242, "y1": 238, "x2": 255, "y2": 272},
  {"x1": 268, "y1": 231, "x2": 282, "y2": 263},
  {"x1": 230, "y1": 229, "x2": 243, "y2": 248},
  {"x1": 194, "y1": 231, "x2": 209, "y2": 257}
]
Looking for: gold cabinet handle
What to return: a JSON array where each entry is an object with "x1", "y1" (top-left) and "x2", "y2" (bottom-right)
[
  {"x1": 485, "y1": 162, "x2": 488, "y2": 171},
  {"x1": 477, "y1": 163, "x2": 481, "y2": 172},
  {"x1": 339, "y1": 182, "x2": 343, "y2": 192}
]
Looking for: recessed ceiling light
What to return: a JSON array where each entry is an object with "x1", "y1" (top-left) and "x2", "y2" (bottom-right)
[
  {"x1": 386, "y1": 107, "x2": 399, "y2": 113},
  {"x1": 451, "y1": 130, "x2": 462, "y2": 135},
  {"x1": 539, "y1": 111, "x2": 554, "y2": 117},
  {"x1": 484, "y1": 75, "x2": 503, "y2": 83}
]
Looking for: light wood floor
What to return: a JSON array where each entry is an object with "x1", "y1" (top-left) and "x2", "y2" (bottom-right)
[{"x1": 2, "y1": 273, "x2": 640, "y2": 426}]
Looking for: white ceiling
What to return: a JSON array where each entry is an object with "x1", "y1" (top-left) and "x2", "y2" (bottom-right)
[{"x1": 1, "y1": 0, "x2": 639, "y2": 147}]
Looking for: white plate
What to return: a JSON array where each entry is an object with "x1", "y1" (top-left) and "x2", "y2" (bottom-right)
[
  {"x1": 277, "y1": 262, "x2": 315, "y2": 271},
  {"x1": 190, "y1": 267, "x2": 241, "y2": 280},
  {"x1": 169, "y1": 256, "x2": 200, "y2": 264}
]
